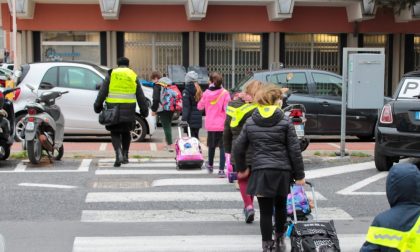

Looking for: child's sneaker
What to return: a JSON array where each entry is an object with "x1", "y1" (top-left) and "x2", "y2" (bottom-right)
[
  {"x1": 218, "y1": 170, "x2": 226, "y2": 178},
  {"x1": 244, "y1": 207, "x2": 255, "y2": 224},
  {"x1": 206, "y1": 162, "x2": 214, "y2": 174}
]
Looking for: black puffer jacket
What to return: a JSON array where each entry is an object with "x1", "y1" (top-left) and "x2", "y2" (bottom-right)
[
  {"x1": 233, "y1": 108, "x2": 305, "y2": 180},
  {"x1": 94, "y1": 70, "x2": 149, "y2": 132},
  {"x1": 181, "y1": 83, "x2": 202, "y2": 129},
  {"x1": 223, "y1": 98, "x2": 255, "y2": 166}
]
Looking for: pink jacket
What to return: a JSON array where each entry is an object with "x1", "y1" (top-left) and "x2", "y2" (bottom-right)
[{"x1": 197, "y1": 88, "x2": 231, "y2": 132}]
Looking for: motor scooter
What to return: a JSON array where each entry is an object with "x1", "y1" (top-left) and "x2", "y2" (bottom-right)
[
  {"x1": 0, "y1": 87, "x2": 19, "y2": 160},
  {"x1": 23, "y1": 85, "x2": 68, "y2": 164},
  {"x1": 283, "y1": 94, "x2": 310, "y2": 151}
]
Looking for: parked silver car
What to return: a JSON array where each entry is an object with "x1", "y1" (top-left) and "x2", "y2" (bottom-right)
[{"x1": 13, "y1": 62, "x2": 156, "y2": 142}]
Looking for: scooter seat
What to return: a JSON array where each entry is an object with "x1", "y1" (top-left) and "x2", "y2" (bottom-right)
[{"x1": 45, "y1": 106, "x2": 61, "y2": 121}]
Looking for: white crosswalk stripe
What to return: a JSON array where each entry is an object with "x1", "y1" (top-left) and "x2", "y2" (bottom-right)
[{"x1": 74, "y1": 159, "x2": 362, "y2": 251}]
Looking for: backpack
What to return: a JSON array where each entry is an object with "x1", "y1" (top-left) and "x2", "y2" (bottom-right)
[
  {"x1": 287, "y1": 185, "x2": 311, "y2": 219},
  {"x1": 159, "y1": 84, "x2": 182, "y2": 112}
]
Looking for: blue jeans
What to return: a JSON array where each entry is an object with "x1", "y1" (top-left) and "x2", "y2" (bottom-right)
[{"x1": 208, "y1": 146, "x2": 225, "y2": 170}]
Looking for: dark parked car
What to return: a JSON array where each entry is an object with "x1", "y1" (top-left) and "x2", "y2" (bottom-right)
[
  {"x1": 375, "y1": 71, "x2": 420, "y2": 171},
  {"x1": 232, "y1": 69, "x2": 379, "y2": 139}
]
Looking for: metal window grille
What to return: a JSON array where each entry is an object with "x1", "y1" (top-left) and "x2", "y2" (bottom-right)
[
  {"x1": 285, "y1": 34, "x2": 340, "y2": 74},
  {"x1": 205, "y1": 33, "x2": 262, "y2": 89},
  {"x1": 125, "y1": 33, "x2": 183, "y2": 80},
  {"x1": 415, "y1": 35, "x2": 420, "y2": 71}
]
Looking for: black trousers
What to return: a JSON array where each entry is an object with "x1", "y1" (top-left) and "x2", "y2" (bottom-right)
[
  {"x1": 110, "y1": 131, "x2": 131, "y2": 153},
  {"x1": 257, "y1": 196, "x2": 288, "y2": 241}
]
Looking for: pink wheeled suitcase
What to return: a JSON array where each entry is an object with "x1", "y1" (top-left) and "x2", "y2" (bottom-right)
[{"x1": 175, "y1": 125, "x2": 204, "y2": 169}]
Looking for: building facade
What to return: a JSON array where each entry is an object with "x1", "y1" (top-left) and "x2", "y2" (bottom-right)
[{"x1": 1, "y1": 0, "x2": 420, "y2": 93}]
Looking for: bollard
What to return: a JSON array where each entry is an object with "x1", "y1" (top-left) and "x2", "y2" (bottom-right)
[{"x1": 0, "y1": 234, "x2": 4, "y2": 252}]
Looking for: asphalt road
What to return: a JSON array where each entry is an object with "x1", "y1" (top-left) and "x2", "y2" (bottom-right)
[{"x1": 0, "y1": 156, "x2": 414, "y2": 252}]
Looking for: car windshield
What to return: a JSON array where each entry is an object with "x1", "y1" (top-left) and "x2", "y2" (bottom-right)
[
  {"x1": 396, "y1": 77, "x2": 420, "y2": 99},
  {"x1": 233, "y1": 74, "x2": 253, "y2": 92}
]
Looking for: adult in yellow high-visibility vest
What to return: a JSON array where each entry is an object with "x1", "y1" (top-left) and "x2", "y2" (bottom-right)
[
  {"x1": 360, "y1": 163, "x2": 420, "y2": 252},
  {"x1": 94, "y1": 57, "x2": 149, "y2": 167}
]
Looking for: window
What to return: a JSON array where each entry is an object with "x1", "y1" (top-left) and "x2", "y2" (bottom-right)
[
  {"x1": 58, "y1": 67, "x2": 102, "y2": 90},
  {"x1": 41, "y1": 67, "x2": 58, "y2": 86},
  {"x1": 269, "y1": 72, "x2": 309, "y2": 94},
  {"x1": 312, "y1": 73, "x2": 342, "y2": 97}
]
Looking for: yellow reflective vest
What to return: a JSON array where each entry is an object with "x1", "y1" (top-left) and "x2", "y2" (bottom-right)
[
  {"x1": 366, "y1": 216, "x2": 420, "y2": 252},
  {"x1": 226, "y1": 103, "x2": 257, "y2": 127},
  {"x1": 106, "y1": 67, "x2": 137, "y2": 104},
  {"x1": 257, "y1": 105, "x2": 281, "y2": 118}
]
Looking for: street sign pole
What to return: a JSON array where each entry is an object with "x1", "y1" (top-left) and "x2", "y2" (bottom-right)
[{"x1": 12, "y1": 0, "x2": 17, "y2": 65}]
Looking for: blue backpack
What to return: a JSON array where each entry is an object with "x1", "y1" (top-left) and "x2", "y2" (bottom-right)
[{"x1": 159, "y1": 84, "x2": 178, "y2": 112}]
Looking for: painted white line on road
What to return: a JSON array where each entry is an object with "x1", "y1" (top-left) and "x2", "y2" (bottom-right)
[
  {"x1": 150, "y1": 143, "x2": 157, "y2": 152},
  {"x1": 327, "y1": 143, "x2": 340, "y2": 149},
  {"x1": 78, "y1": 159, "x2": 92, "y2": 172},
  {"x1": 73, "y1": 234, "x2": 365, "y2": 252},
  {"x1": 86, "y1": 192, "x2": 245, "y2": 203},
  {"x1": 306, "y1": 161, "x2": 375, "y2": 179},
  {"x1": 14, "y1": 162, "x2": 26, "y2": 172},
  {"x1": 336, "y1": 172, "x2": 388, "y2": 195},
  {"x1": 81, "y1": 207, "x2": 352, "y2": 223},
  {"x1": 152, "y1": 178, "x2": 230, "y2": 187},
  {"x1": 0, "y1": 169, "x2": 88, "y2": 174},
  {"x1": 98, "y1": 162, "x2": 177, "y2": 168},
  {"x1": 96, "y1": 169, "x2": 206, "y2": 175},
  {"x1": 18, "y1": 183, "x2": 77, "y2": 189},
  {"x1": 99, "y1": 143, "x2": 107, "y2": 151}
]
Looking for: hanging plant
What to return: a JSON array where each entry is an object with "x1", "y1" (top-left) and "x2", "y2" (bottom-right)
[{"x1": 374, "y1": 0, "x2": 420, "y2": 13}]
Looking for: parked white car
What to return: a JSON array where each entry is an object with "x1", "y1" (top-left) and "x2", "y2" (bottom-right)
[{"x1": 13, "y1": 62, "x2": 156, "y2": 142}]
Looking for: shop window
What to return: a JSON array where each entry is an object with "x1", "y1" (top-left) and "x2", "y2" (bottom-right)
[
  {"x1": 58, "y1": 66, "x2": 102, "y2": 90},
  {"x1": 312, "y1": 72, "x2": 342, "y2": 97},
  {"x1": 206, "y1": 33, "x2": 262, "y2": 89},
  {"x1": 124, "y1": 33, "x2": 183, "y2": 80},
  {"x1": 415, "y1": 35, "x2": 420, "y2": 71},
  {"x1": 41, "y1": 32, "x2": 100, "y2": 64},
  {"x1": 284, "y1": 34, "x2": 340, "y2": 74}
]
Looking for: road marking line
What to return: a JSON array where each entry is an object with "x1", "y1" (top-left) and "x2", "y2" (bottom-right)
[
  {"x1": 305, "y1": 161, "x2": 375, "y2": 179},
  {"x1": 73, "y1": 234, "x2": 365, "y2": 252},
  {"x1": 78, "y1": 159, "x2": 92, "y2": 172},
  {"x1": 99, "y1": 143, "x2": 107, "y2": 151},
  {"x1": 95, "y1": 169, "x2": 207, "y2": 175},
  {"x1": 0, "y1": 169, "x2": 89, "y2": 174},
  {"x1": 18, "y1": 183, "x2": 77, "y2": 189},
  {"x1": 327, "y1": 143, "x2": 341, "y2": 149},
  {"x1": 14, "y1": 162, "x2": 26, "y2": 172},
  {"x1": 98, "y1": 163, "x2": 178, "y2": 168},
  {"x1": 150, "y1": 143, "x2": 157, "y2": 151},
  {"x1": 81, "y1": 207, "x2": 352, "y2": 223},
  {"x1": 86, "y1": 192, "x2": 245, "y2": 203},
  {"x1": 336, "y1": 172, "x2": 388, "y2": 195},
  {"x1": 99, "y1": 158, "x2": 219, "y2": 164}
]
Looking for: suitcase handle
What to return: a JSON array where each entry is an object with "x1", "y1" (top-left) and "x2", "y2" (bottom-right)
[
  {"x1": 290, "y1": 181, "x2": 318, "y2": 222},
  {"x1": 178, "y1": 124, "x2": 191, "y2": 138}
]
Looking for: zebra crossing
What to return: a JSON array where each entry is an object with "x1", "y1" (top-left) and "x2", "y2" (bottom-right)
[{"x1": 73, "y1": 158, "x2": 366, "y2": 252}]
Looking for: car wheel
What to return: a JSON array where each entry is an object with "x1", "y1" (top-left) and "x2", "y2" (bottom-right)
[
  {"x1": 374, "y1": 145, "x2": 395, "y2": 172},
  {"x1": 131, "y1": 115, "x2": 147, "y2": 142},
  {"x1": 14, "y1": 113, "x2": 27, "y2": 142}
]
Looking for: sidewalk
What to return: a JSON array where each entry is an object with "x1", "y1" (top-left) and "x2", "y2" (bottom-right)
[{"x1": 10, "y1": 141, "x2": 375, "y2": 159}]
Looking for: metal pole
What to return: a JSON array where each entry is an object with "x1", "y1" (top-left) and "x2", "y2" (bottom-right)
[
  {"x1": 340, "y1": 48, "x2": 349, "y2": 158},
  {"x1": 12, "y1": 0, "x2": 17, "y2": 65}
]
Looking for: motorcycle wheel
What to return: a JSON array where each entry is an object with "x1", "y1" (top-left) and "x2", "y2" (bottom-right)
[
  {"x1": 27, "y1": 133, "x2": 43, "y2": 164},
  {"x1": 0, "y1": 145, "x2": 10, "y2": 160},
  {"x1": 54, "y1": 145, "x2": 64, "y2": 161}
]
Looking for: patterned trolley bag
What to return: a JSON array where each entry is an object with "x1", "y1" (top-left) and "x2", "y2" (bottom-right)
[
  {"x1": 175, "y1": 124, "x2": 204, "y2": 169},
  {"x1": 287, "y1": 182, "x2": 341, "y2": 252}
]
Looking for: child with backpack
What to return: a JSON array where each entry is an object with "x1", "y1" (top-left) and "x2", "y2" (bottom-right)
[
  {"x1": 233, "y1": 84, "x2": 305, "y2": 252},
  {"x1": 198, "y1": 72, "x2": 231, "y2": 177},
  {"x1": 180, "y1": 71, "x2": 203, "y2": 139},
  {"x1": 151, "y1": 76, "x2": 182, "y2": 152}
]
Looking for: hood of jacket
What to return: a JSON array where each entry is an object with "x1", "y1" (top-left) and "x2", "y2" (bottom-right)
[
  {"x1": 386, "y1": 163, "x2": 420, "y2": 207},
  {"x1": 252, "y1": 107, "x2": 285, "y2": 127},
  {"x1": 203, "y1": 87, "x2": 227, "y2": 100}
]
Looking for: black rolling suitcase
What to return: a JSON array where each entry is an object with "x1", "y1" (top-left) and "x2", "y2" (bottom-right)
[{"x1": 288, "y1": 182, "x2": 341, "y2": 252}]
